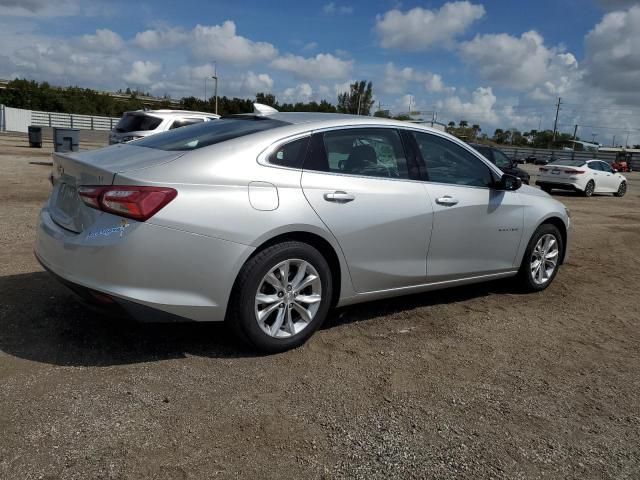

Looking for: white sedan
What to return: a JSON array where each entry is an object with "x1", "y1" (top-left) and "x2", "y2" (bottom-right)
[{"x1": 536, "y1": 159, "x2": 627, "y2": 197}]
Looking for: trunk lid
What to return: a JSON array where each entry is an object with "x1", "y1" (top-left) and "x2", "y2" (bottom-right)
[{"x1": 49, "y1": 144, "x2": 184, "y2": 233}]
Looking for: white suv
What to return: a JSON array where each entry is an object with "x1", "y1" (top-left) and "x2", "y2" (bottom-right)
[{"x1": 109, "y1": 109, "x2": 220, "y2": 145}]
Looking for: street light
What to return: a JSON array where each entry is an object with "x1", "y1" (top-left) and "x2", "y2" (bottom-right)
[
  {"x1": 204, "y1": 62, "x2": 219, "y2": 115},
  {"x1": 591, "y1": 133, "x2": 598, "y2": 144}
]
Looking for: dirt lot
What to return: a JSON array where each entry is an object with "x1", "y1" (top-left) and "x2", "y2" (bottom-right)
[{"x1": 1, "y1": 133, "x2": 639, "y2": 479}]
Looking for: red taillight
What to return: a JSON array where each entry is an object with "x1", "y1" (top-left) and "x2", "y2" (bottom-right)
[
  {"x1": 78, "y1": 185, "x2": 177, "y2": 221},
  {"x1": 539, "y1": 167, "x2": 548, "y2": 172},
  {"x1": 564, "y1": 169, "x2": 585, "y2": 174}
]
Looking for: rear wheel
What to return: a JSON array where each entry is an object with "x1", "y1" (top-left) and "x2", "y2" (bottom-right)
[
  {"x1": 227, "y1": 241, "x2": 332, "y2": 353},
  {"x1": 583, "y1": 180, "x2": 595, "y2": 197},
  {"x1": 540, "y1": 185, "x2": 552, "y2": 194},
  {"x1": 614, "y1": 181, "x2": 627, "y2": 197},
  {"x1": 518, "y1": 224, "x2": 563, "y2": 292}
]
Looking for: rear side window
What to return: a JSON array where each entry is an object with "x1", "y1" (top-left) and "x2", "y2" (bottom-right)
[
  {"x1": 169, "y1": 118, "x2": 205, "y2": 130},
  {"x1": 115, "y1": 114, "x2": 162, "y2": 133},
  {"x1": 588, "y1": 162, "x2": 602, "y2": 171},
  {"x1": 412, "y1": 132, "x2": 495, "y2": 188},
  {"x1": 134, "y1": 118, "x2": 289, "y2": 151},
  {"x1": 267, "y1": 137, "x2": 310, "y2": 168},
  {"x1": 304, "y1": 128, "x2": 409, "y2": 180}
]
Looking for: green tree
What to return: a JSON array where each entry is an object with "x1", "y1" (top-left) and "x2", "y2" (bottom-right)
[
  {"x1": 337, "y1": 80, "x2": 374, "y2": 115},
  {"x1": 459, "y1": 120, "x2": 468, "y2": 128}
]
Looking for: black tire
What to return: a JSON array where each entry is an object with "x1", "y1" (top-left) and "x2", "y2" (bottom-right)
[
  {"x1": 583, "y1": 180, "x2": 595, "y2": 197},
  {"x1": 517, "y1": 223, "x2": 564, "y2": 292},
  {"x1": 614, "y1": 181, "x2": 627, "y2": 197},
  {"x1": 540, "y1": 185, "x2": 552, "y2": 194},
  {"x1": 227, "y1": 241, "x2": 333, "y2": 353}
]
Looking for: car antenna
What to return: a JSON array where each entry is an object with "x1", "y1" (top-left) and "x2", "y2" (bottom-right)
[{"x1": 253, "y1": 103, "x2": 278, "y2": 116}]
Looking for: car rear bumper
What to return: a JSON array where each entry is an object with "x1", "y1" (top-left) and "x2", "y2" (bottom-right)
[
  {"x1": 35, "y1": 206, "x2": 254, "y2": 322},
  {"x1": 536, "y1": 180, "x2": 582, "y2": 191}
]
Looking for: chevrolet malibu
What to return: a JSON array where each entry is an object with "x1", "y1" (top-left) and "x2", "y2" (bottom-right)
[{"x1": 36, "y1": 105, "x2": 571, "y2": 352}]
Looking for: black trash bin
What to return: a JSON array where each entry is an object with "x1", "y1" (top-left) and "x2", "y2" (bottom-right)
[
  {"x1": 53, "y1": 128, "x2": 80, "y2": 153},
  {"x1": 28, "y1": 125, "x2": 42, "y2": 148}
]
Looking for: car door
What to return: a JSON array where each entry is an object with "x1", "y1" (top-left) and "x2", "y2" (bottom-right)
[
  {"x1": 409, "y1": 130, "x2": 524, "y2": 282},
  {"x1": 587, "y1": 161, "x2": 606, "y2": 192},
  {"x1": 300, "y1": 127, "x2": 433, "y2": 293},
  {"x1": 597, "y1": 161, "x2": 618, "y2": 191}
]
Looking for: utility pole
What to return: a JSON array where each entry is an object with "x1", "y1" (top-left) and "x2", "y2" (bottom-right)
[
  {"x1": 612, "y1": 135, "x2": 616, "y2": 147},
  {"x1": 626, "y1": 132, "x2": 630, "y2": 148},
  {"x1": 552, "y1": 97, "x2": 562, "y2": 143},
  {"x1": 572, "y1": 124, "x2": 579, "y2": 150},
  {"x1": 592, "y1": 133, "x2": 598, "y2": 144}
]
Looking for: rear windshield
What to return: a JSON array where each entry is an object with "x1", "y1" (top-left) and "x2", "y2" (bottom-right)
[
  {"x1": 115, "y1": 114, "x2": 163, "y2": 133},
  {"x1": 549, "y1": 160, "x2": 584, "y2": 167},
  {"x1": 134, "y1": 117, "x2": 290, "y2": 151}
]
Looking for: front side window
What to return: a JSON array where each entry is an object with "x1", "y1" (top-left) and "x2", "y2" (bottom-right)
[
  {"x1": 267, "y1": 136, "x2": 310, "y2": 169},
  {"x1": 304, "y1": 128, "x2": 409, "y2": 180},
  {"x1": 492, "y1": 149, "x2": 512, "y2": 169},
  {"x1": 412, "y1": 132, "x2": 495, "y2": 188},
  {"x1": 599, "y1": 161, "x2": 613, "y2": 173}
]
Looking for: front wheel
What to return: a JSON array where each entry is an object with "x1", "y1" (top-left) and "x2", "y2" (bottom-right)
[
  {"x1": 614, "y1": 181, "x2": 627, "y2": 197},
  {"x1": 518, "y1": 224, "x2": 563, "y2": 292},
  {"x1": 227, "y1": 241, "x2": 333, "y2": 353}
]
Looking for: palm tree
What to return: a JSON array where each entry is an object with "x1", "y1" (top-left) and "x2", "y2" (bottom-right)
[
  {"x1": 459, "y1": 120, "x2": 468, "y2": 128},
  {"x1": 471, "y1": 124, "x2": 481, "y2": 140},
  {"x1": 448, "y1": 121, "x2": 455, "y2": 127}
]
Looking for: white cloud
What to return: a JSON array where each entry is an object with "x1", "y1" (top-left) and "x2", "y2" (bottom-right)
[
  {"x1": 79, "y1": 29, "x2": 124, "y2": 53},
  {"x1": 123, "y1": 60, "x2": 161, "y2": 86},
  {"x1": 191, "y1": 22, "x2": 278, "y2": 66},
  {"x1": 375, "y1": 1, "x2": 485, "y2": 50},
  {"x1": 132, "y1": 27, "x2": 188, "y2": 49},
  {"x1": 271, "y1": 53, "x2": 352, "y2": 80},
  {"x1": 381, "y1": 62, "x2": 454, "y2": 95},
  {"x1": 132, "y1": 21, "x2": 278, "y2": 66},
  {"x1": 459, "y1": 30, "x2": 580, "y2": 95},
  {"x1": 583, "y1": 5, "x2": 640, "y2": 101},
  {"x1": 436, "y1": 86, "x2": 500, "y2": 125},
  {"x1": 323, "y1": 2, "x2": 353, "y2": 14},
  {"x1": 281, "y1": 83, "x2": 314, "y2": 102},
  {"x1": 302, "y1": 41, "x2": 318, "y2": 51}
]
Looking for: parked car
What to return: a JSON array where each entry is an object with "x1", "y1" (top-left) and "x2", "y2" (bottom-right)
[
  {"x1": 36, "y1": 106, "x2": 571, "y2": 352},
  {"x1": 525, "y1": 155, "x2": 537, "y2": 164},
  {"x1": 109, "y1": 109, "x2": 220, "y2": 145},
  {"x1": 469, "y1": 144, "x2": 531, "y2": 184},
  {"x1": 534, "y1": 156, "x2": 551, "y2": 165},
  {"x1": 537, "y1": 159, "x2": 627, "y2": 197}
]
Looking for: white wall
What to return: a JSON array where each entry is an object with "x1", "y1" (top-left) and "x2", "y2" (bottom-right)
[{"x1": 1, "y1": 105, "x2": 32, "y2": 133}]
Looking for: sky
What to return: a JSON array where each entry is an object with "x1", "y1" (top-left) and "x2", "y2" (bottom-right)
[{"x1": 1, "y1": 0, "x2": 640, "y2": 144}]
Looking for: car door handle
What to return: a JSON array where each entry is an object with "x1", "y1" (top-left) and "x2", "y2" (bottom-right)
[
  {"x1": 323, "y1": 191, "x2": 355, "y2": 203},
  {"x1": 435, "y1": 195, "x2": 459, "y2": 206}
]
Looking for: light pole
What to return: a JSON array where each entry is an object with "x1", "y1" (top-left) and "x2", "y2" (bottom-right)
[
  {"x1": 591, "y1": 133, "x2": 598, "y2": 144},
  {"x1": 212, "y1": 61, "x2": 218, "y2": 115}
]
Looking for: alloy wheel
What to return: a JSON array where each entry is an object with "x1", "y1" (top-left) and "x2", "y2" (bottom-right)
[
  {"x1": 585, "y1": 181, "x2": 594, "y2": 197},
  {"x1": 254, "y1": 259, "x2": 322, "y2": 338},
  {"x1": 617, "y1": 182, "x2": 627, "y2": 197},
  {"x1": 530, "y1": 234, "x2": 559, "y2": 285}
]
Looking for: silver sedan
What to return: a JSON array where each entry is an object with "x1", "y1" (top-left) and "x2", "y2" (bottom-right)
[{"x1": 35, "y1": 105, "x2": 570, "y2": 352}]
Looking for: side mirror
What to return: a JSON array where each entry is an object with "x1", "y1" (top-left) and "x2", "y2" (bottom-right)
[
  {"x1": 612, "y1": 168, "x2": 618, "y2": 173},
  {"x1": 496, "y1": 174, "x2": 522, "y2": 191}
]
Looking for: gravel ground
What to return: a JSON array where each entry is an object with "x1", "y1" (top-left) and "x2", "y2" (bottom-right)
[{"x1": 1, "y1": 134, "x2": 639, "y2": 479}]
